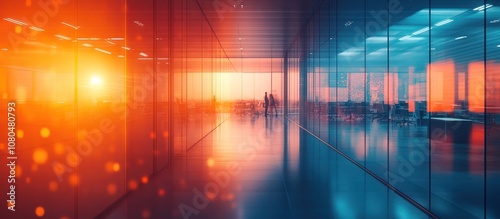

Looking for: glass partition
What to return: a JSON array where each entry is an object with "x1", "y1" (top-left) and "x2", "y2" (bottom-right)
[{"x1": 285, "y1": 0, "x2": 499, "y2": 217}]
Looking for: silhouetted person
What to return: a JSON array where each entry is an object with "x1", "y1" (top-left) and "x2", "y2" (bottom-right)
[
  {"x1": 264, "y1": 92, "x2": 269, "y2": 117},
  {"x1": 269, "y1": 94, "x2": 277, "y2": 116}
]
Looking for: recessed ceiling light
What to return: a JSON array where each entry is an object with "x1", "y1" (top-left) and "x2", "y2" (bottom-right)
[
  {"x1": 473, "y1": 4, "x2": 493, "y2": 11},
  {"x1": 412, "y1": 27, "x2": 430, "y2": 36},
  {"x1": 435, "y1": 19, "x2": 453, "y2": 27},
  {"x1": 399, "y1": 35, "x2": 412, "y2": 41},
  {"x1": 95, "y1": 48, "x2": 111, "y2": 54},
  {"x1": 134, "y1": 20, "x2": 144, "y2": 27},
  {"x1": 77, "y1": 38, "x2": 100, "y2": 41},
  {"x1": 55, "y1": 34, "x2": 71, "y2": 40},
  {"x1": 61, "y1": 22, "x2": 79, "y2": 29},
  {"x1": 29, "y1": 26, "x2": 44, "y2": 32},
  {"x1": 3, "y1": 18, "x2": 28, "y2": 26}
]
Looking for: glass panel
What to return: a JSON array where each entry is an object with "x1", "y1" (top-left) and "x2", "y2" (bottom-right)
[
  {"x1": 283, "y1": 121, "x2": 429, "y2": 219},
  {"x1": 430, "y1": 1, "x2": 485, "y2": 218},
  {"x1": 388, "y1": 0, "x2": 431, "y2": 210},
  {"x1": 336, "y1": 0, "x2": 366, "y2": 163},
  {"x1": 156, "y1": 0, "x2": 171, "y2": 170},
  {"x1": 486, "y1": 0, "x2": 500, "y2": 218},
  {"x1": 365, "y1": 0, "x2": 389, "y2": 179},
  {"x1": 329, "y1": 0, "x2": 338, "y2": 149},
  {"x1": 1, "y1": 1, "x2": 78, "y2": 218},
  {"x1": 124, "y1": 0, "x2": 155, "y2": 202}
]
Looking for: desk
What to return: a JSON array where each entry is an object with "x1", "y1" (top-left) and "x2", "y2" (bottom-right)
[{"x1": 430, "y1": 118, "x2": 472, "y2": 143}]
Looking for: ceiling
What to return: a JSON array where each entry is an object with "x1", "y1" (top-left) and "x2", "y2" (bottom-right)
[
  {"x1": 1, "y1": 0, "x2": 499, "y2": 72},
  {"x1": 197, "y1": 0, "x2": 320, "y2": 58}
]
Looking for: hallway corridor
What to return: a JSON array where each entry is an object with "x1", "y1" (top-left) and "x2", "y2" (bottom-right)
[
  {"x1": 2, "y1": 0, "x2": 500, "y2": 218},
  {"x1": 102, "y1": 116, "x2": 430, "y2": 219}
]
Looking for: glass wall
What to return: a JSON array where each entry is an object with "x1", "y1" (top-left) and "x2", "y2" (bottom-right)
[
  {"x1": 286, "y1": 0, "x2": 500, "y2": 218},
  {"x1": 0, "y1": 0, "x2": 232, "y2": 218}
]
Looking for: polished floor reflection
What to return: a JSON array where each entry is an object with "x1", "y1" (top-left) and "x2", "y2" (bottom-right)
[{"x1": 103, "y1": 116, "x2": 430, "y2": 219}]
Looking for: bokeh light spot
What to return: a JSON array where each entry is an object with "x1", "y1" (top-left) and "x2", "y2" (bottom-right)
[
  {"x1": 107, "y1": 183, "x2": 117, "y2": 195},
  {"x1": 16, "y1": 166, "x2": 22, "y2": 177},
  {"x1": 35, "y1": 206, "x2": 45, "y2": 217},
  {"x1": 40, "y1": 127, "x2": 51, "y2": 138},
  {"x1": 33, "y1": 149, "x2": 48, "y2": 164},
  {"x1": 142, "y1": 209, "x2": 151, "y2": 219},
  {"x1": 141, "y1": 176, "x2": 149, "y2": 184},
  {"x1": 26, "y1": 0, "x2": 32, "y2": 6},
  {"x1": 105, "y1": 162, "x2": 121, "y2": 173},
  {"x1": 158, "y1": 188, "x2": 166, "y2": 197},
  {"x1": 206, "y1": 190, "x2": 217, "y2": 200},
  {"x1": 0, "y1": 143, "x2": 5, "y2": 150},
  {"x1": 113, "y1": 163, "x2": 120, "y2": 172},
  {"x1": 17, "y1": 130, "x2": 24, "y2": 139},
  {"x1": 207, "y1": 158, "x2": 215, "y2": 167},
  {"x1": 15, "y1": 26, "x2": 22, "y2": 34},
  {"x1": 149, "y1": 132, "x2": 156, "y2": 139},
  {"x1": 69, "y1": 174, "x2": 79, "y2": 187},
  {"x1": 105, "y1": 162, "x2": 113, "y2": 173},
  {"x1": 49, "y1": 181, "x2": 58, "y2": 192},
  {"x1": 128, "y1": 180, "x2": 138, "y2": 190}
]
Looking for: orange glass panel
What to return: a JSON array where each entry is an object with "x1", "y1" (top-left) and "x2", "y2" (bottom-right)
[
  {"x1": 384, "y1": 73, "x2": 398, "y2": 105},
  {"x1": 486, "y1": 62, "x2": 500, "y2": 113},
  {"x1": 408, "y1": 84, "x2": 415, "y2": 112},
  {"x1": 408, "y1": 101, "x2": 415, "y2": 112},
  {"x1": 468, "y1": 62, "x2": 484, "y2": 113},
  {"x1": 458, "y1": 73, "x2": 466, "y2": 101},
  {"x1": 427, "y1": 60, "x2": 455, "y2": 112}
]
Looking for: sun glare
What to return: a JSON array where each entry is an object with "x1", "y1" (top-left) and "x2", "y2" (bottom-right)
[{"x1": 90, "y1": 75, "x2": 103, "y2": 85}]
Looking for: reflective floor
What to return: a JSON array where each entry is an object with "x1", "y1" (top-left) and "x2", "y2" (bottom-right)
[{"x1": 103, "y1": 116, "x2": 430, "y2": 219}]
